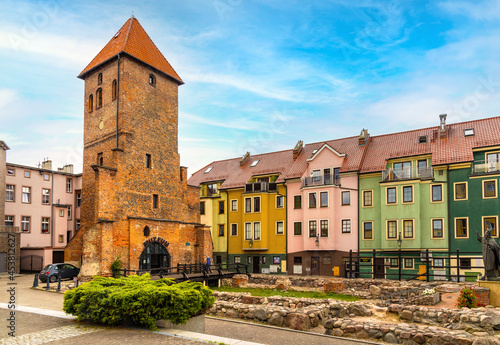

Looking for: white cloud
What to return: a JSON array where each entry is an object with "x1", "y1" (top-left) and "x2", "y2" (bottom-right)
[{"x1": 438, "y1": 0, "x2": 500, "y2": 20}]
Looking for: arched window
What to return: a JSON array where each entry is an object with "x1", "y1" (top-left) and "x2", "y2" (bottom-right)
[
  {"x1": 111, "y1": 79, "x2": 117, "y2": 101},
  {"x1": 96, "y1": 88, "x2": 102, "y2": 109},
  {"x1": 149, "y1": 74, "x2": 156, "y2": 86},
  {"x1": 97, "y1": 73, "x2": 103, "y2": 85},
  {"x1": 143, "y1": 226, "x2": 150, "y2": 237},
  {"x1": 88, "y1": 94, "x2": 93, "y2": 113}
]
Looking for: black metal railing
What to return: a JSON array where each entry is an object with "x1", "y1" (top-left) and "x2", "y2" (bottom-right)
[
  {"x1": 382, "y1": 167, "x2": 434, "y2": 182},
  {"x1": 301, "y1": 175, "x2": 340, "y2": 188},
  {"x1": 245, "y1": 182, "x2": 278, "y2": 193}
]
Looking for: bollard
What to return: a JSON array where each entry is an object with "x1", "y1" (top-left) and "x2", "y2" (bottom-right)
[
  {"x1": 76, "y1": 279, "x2": 79, "y2": 288},
  {"x1": 56, "y1": 275, "x2": 62, "y2": 292},
  {"x1": 46, "y1": 277, "x2": 50, "y2": 290},
  {"x1": 33, "y1": 274, "x2": 39, "y2": 288}
]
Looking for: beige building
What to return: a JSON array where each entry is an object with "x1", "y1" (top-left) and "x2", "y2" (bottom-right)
[{"x1": 5, "y1": 159, "x2": 81, "y2": 270}]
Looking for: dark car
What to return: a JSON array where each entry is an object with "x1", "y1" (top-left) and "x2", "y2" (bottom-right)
[{"x1": 39, "y1": 263, "x2": 80, "y2": 283}]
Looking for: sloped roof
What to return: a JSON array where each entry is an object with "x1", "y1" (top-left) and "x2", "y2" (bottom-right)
[
  {"x1": 360, "y1": 116, "x2": 500, "y2": 173},
  {"x1": 188, "y1": 149, "x2": 297, "y2": 189},
  {"x1": 78, "y1": 17, "x2": 183, "y2": 84}
]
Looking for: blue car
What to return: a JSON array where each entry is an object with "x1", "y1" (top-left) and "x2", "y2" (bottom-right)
[{"x1": 39, "y1": 263, "x2": 80, "y2": 283}]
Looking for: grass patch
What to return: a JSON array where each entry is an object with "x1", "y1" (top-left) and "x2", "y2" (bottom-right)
[{"x1": 213, "y1": 286, "x2": 360, "y2": 301}]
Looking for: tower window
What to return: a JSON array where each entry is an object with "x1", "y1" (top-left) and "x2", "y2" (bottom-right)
[
  {"x1": 112, "y1": 79, "x2": 117, "y2": 101},
  {"x1": 97, "y1": 73, "x2": 103, "y2": 85},
  {"x1": 144, "y1": 226, "x2": 150, "y2": 237},
  {"x1": 88, "y1": 94, "x2": 93, "y2": 113},
  {"x1": 97, "y1": 152, "x2": 103, "y2": 166},
  {"x1": 153, "y1": 194, "x2": 159, "y2": 209},
  {"x1": 146, "y1": 154, "x2": 151, "y2": 168},
  {"x1": 96, "y1": 88, "x2": 103, "y2": 109},
  {"x1": 149, "y1": 74, "x2": 156, "y2": 86}
]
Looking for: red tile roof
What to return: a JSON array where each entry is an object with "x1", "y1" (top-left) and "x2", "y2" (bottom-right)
[{"x1": 78, "y1": 17, "x2": 183, "y2": 84}]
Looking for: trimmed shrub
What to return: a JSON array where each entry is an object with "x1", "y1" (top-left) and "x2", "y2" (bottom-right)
[{"x1": 63, "y1": 274, "x2": 215, "y2": 330}]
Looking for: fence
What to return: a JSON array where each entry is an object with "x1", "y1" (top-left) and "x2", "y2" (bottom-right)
[{"x1": 344, "y1": 249, "x2": 484, "y2": 282}]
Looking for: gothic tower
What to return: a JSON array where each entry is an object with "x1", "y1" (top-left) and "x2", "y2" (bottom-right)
[{"x1": 65, "y1": 17, "x2": 212, "y2": 277}]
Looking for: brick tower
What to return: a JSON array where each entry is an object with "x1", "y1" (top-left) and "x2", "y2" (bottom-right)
[{"x1": 65, "y1": 17, "x2": 212, "y2": 277}]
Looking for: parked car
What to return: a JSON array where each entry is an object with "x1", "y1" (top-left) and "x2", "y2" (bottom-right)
[{"x1": 39, "y1": 263, "x2": 80, "y2": 283}]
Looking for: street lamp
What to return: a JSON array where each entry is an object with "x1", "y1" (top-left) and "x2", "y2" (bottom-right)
[
  {"x1": 249, "y1": 240, "x2": 253, "y2": 248},
  {"x1": 315, "y1": 235, "x2": 319, "y2": 248}
]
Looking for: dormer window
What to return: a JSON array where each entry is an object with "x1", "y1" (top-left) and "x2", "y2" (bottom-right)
[
  {"x1": 205, "y1": 166, "x2": 213, "y2": 173},
  {"x1": 112, "y1": 79, "x2": 117, "y2": 101},
  {"x1": 464, "y1": 128, "x2": 475, "y2": 137},
  {"x1": 418, "y1": 135, "x2": 427, "y2": 143},
  {"x1": 88, "y1": 94, "x2": 93, "y2": 113},
  {"x1": 312, "y1": 149, "x2": 318, "y2": 154},
  {"x1": 149, "y1": 74, "x2": 156, "y2": 86},
  {"x1": 97, "y1": 73, "x2": 103, "y2": 85},
  {"x1": 250, "y1": 160, "x2": 259, "y2": 167},
  {"x1": 96, "y1": 88, "x2": 103, "y2": 109}
]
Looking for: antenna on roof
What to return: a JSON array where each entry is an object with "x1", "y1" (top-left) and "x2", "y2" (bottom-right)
[{"x1": 131, "y1": 11, "x2": 135, "y2": 19}]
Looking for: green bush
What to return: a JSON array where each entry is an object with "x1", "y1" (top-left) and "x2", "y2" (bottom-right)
[
  {"x1": 456, "y1": 286, "x2": 478, "y2": 308},
  {"x1": 110, "y1": 257, "x2": 123, "y2": 277},
  {"x1": 63, "y1": 274, "x2": 215, "y2": 330}
]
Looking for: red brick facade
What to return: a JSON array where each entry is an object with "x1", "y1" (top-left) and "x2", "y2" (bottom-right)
[{"x1": 65, "y1": 18, "x2": 212, "y2": 277}]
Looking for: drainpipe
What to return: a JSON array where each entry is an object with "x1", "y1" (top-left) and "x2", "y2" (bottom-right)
[
  {"x1": 115, "y1": 54, "x2": 120, "y2": 149},
  {"x1": 447, "y1": 164, "x2": 451, "y2": 280},
  {"x1": 50, "y1": 170, "x2": 54, "y2": 248}
]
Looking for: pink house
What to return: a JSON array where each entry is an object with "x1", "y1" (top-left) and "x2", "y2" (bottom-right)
[
  {"x1": 285, "y1": 135, "x2": 368, "y2": 276},
  {"x1": 5, "y1": 160, "x2": 82, "y2": 270}
]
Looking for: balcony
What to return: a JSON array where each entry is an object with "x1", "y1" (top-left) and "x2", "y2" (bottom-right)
[
  {"x1": 382, "y1": 167, "x2": 434, "y2": 182},
  {"x1": 245, "y1": 182, "x2": 278, "y2": 193},
  {"x1": 301, "y1": 175, "x2": 340, "y2": 188},
  {"x1": 200, "y1": 188, "x2": 220, "y2": 197},
  {"x1": 472, "y1": 160, "x2": 500, "y2": 175}
]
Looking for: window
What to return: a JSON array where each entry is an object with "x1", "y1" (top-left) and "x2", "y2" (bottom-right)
[
  {"x1": 67, "y1": 206, "x2": 72, "y2": 220},
  {"x1": 431, "y1": 184, "x2": 442, "y2": 202},
  {"x1": 76, "y1": 219, "x2": 81, "y2": 230},
  {"x1": 320, "y1": 220, "x2": 328, "y2": 237},
  {"x1": 7, "y1": 168, "x2": 15, "y2": 176},
  {"x1": 234, "y1": 256, "x2": 241, "y2": 264},
  {"x1": 5, "y1": 216, "x2": 14, "y2": 227},
  {"x1": 341, "y1": 191, "x2": 350, "y2": 205},
  {"x1": 363, "y1": 190, "x2": 372, "y2": 207},
  {"x1": 59, "y1": 210, "x2": 64, "y2": 217},
  {"x1": 455, "y1": 218, "x2": 468, "y2": 238},
  {"x1": 41, "y1": 217, "x2": 50, "y2": 234},
  {"x1": 200, "y1": 201, "x2": 205, "y2": 215},
  {"x1": 342, "y1": 219, "x2": 351, "y2": 233},
  {"x1": 432, "y1": 219, "x2": 444, "y2": 238},
  {"x1": 88, "y1": 94, "x2": 93, "y2": 112},
  {"x1": 247, "y1": 256, "x2": 252, "y2": 264},
  {"x1": 334, "y1": 168, "x2": 340, "y2": 181},
  {"x1": 433, "y1": 258, "x2": 444, "y2": 268},
  {"x1": 276, "y1": 195, "x2": 284, "y2": 208},
  {"x1": 403, "y1": 220, "x2": 413, "y2": 238},
  {"x1": 207, "y1": 183, "x2": 217, "y2": 195},
  {"x1": 390, "y1": 258, "x2": 398, "y2": 267},
  {"x1": 309, "y1": 193, "x2": 316, "y2": 208},
  {"x1": 250, "y1": 160, "x2": 259, "y2": 167},
  {"x1": 254, "y1": 222, "x2": 261, "y2": 240},
  {"x1": 59, "y1": 235, "x2": 64, "y2": 243},
  {"x1": 146, "y1": 154, "x2": 151, "y2": 168},
  {"x1": 245, "y1": 223, "x2": 252, "y2": 240},
  {"x1": 218, "y1": 224, "x2": 224, "y2": 236},
  {"x1": 417, "y1": 160, "x2": 427, "y2": 174},
  {"x1": 42, "y1": 189, "x2": 50, "y2": 205},
  {"x1": 323, "y1": 257, "x2": 332, "y2": 265},
  {"x1": 402, "y1": 186, "x2": 413, "y2": 203},
  {"x1": 43, "y1": 173, "x2": 50, "y2": 181},
  {"x1": 6, "y1": 185, "x2": 14, "y2": 202},
  {"x1": 218, "y1": 201, "x2": 225, "y2": 214},
  {"x1": 76, "y1": 192, "x2": 81, "y2": 207},
  {"x1": 276, "y1": 221, "x2": 284, "y2": 235},
  {"x1": 454, "y1": 182, "x2": 467, "y2": 200},
  {"x1": 66, "y1": 178, "x2": 72, "y2": 193},
  {"x1": 309, "y1": 220, "x2": 317, "y2": 237},
  {"x1": 245, "y1": 198, "x2": 251, "y2": 213},
  {"x1": 96, "y1": 88, "x2": 102, "y2": 108},
  {"x1": 22, "y1": 186, "x2": 31, "y2": 203},
  {"x1": 204, "y1": 166, "x2": 213, "y2": 173},
  {"x1": 253, "y1": 197, "x2": 260, "y2": 212},
  {"x1": 386, "y1": 187, "x2": 396, "y2": 204},
  {"x1": 394, "y1": 161, "x2": 411, "y2": 179},
  {"x1": 294, "y1": 257, "x2": 302, "y2": 264},
  {"x1": 320, "y1": 192, "x2": 328, "y2": 207},
  {"x1": 311, "y1": 169, "x2": 321, "y2": 183},
  {"x1": 487, "y1": 152, "x2": 500, "y2": 172},
  {"x1": 324, "y1": 168, "x2": 332, "y2": 184},
  {"x1": 21, "y1": 216, "x2": 30, "y2": 233},
  {"x1": 24, "y1": 171, "x2": 30, "y2": 178},
  {"x1": 149, "y1": 74, "x2": 156, "y2": 86},
  {"x1": 112, "y1": 79, "x2": 117, "y2": 100},
  {"x1": 418, "y1": 136, "x2": 427, "y2": 143},
  {"x1": 294, "y1": 195, "x2": 302, "y2": 209},
  {"x1": 294, "y1": 222, "x2": 302, "y2": 235},
  {"x1": 484, "y1": 216, "x2": 498, "y2": 237},
  {"x1": 363, "y1": 222, "x2": 373, "y2": 240},
  {"x1": 459, "y1": 258, "x2": 471, "y2": 269},
  {"x1": 226, "y1": 199, "x2": 235, "y2": 212},
  {"x1": 97, "y1": 152, "x2": 103, "y2": 165},
  {"x1": 231, "y1": 224, "x2": 237, "y2": 236},
  {"x1": 387, "y1": 220, "x2": 397, "y2": 239},
  {"x1": 404, "y1": 258, "x2": 413, "y2": 269},
  {"x1": 153, "y1": 194, "x2": 159, "y2": 209},
  {"x1": 97, "y1": 73, "x2": 103, "y2": 85},
  {"x1": 483, "y1": 180, "x2": 497, "y2": 198},
  {"x1": 464, "y1": 128, "x2": 474, "y2": 137}
]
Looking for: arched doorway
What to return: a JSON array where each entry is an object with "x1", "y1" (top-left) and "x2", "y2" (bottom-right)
[{"x1": 139, "y1": 241, "x2": 170, "y2": 269}]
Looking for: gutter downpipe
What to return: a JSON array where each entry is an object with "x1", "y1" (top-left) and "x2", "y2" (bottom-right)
[
  {"x1": 50, "y1": 170, "x2": 54, "y2": 248},
  {"x1": 115, "y1": 53, "x2": 120, "y2": 149}
]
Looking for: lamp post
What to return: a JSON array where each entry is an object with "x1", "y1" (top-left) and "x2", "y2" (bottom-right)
[
  {"x1": 249, "y1": 240, "x2": 253, "y2": 248},
  {"x1": 315, "y1": 235, "x2": 319, "y2": 248}
]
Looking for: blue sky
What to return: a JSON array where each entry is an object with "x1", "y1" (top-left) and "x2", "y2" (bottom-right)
[{"x1": 1, "y1": 0, "x2": 500, "y2": 175}]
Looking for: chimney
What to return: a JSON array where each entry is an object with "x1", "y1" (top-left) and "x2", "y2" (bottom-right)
[
  {"x1": 240, "y1": 152, "x2": 250, "y2": 167},
  {"x1": 439, "y1": 114, "x2": 447, "y2": 139},
  {"x1": 180, "y1": 166, "x2": 188, "y2": 184},
  {"x1": 359, "y1": 129, "x2": 369, "y2": 146},
  {"x1": 42, "y1": 159, "x2": 52, "y2": 170},
  {"x1": 293, "y1": 140, "x2": 303, "y2": 160},
  {"x1": 58, "y1": 164, "x2": 74, "y2": 174}
]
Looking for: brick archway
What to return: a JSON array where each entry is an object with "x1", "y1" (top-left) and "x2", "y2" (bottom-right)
[{"x1": 139, "y1": 240, "x2": 170, "y2": 269}]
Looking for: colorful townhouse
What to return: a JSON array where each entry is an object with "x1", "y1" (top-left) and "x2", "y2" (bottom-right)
[
  {"x1": 283, "y1": 137, "x2": 366, "y2": 277},
  {"x1": 447, "y1": 117, "x2": 500, "y2": 280},
  {"x1": 189, "y1": 149, "x2": 295, "y2": 274}
]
